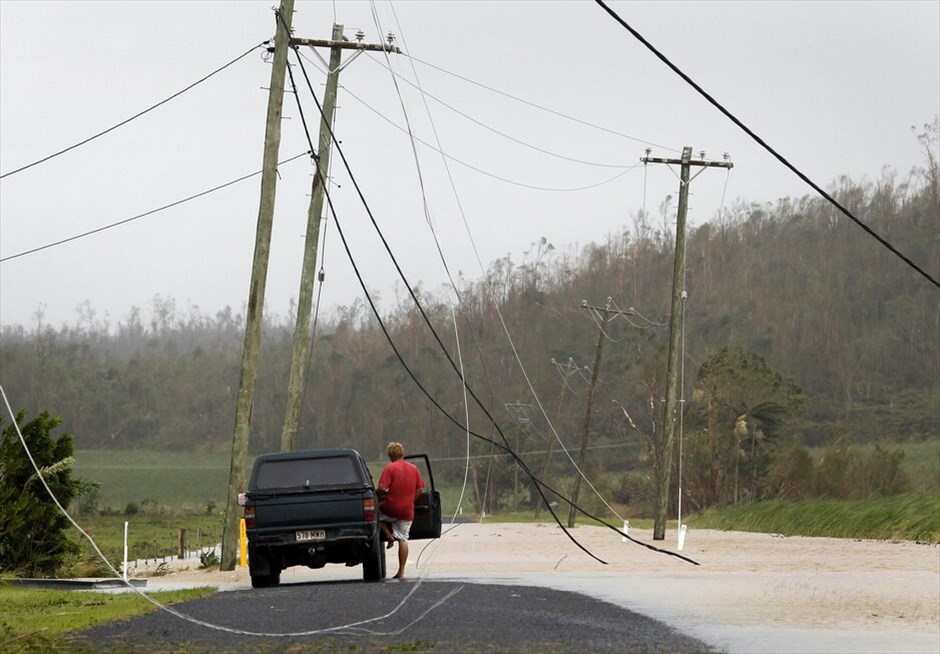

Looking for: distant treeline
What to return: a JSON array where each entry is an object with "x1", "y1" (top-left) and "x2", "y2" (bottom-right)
[{"x1": 1, "y1": 136, "x2": 937, "y2": 512}]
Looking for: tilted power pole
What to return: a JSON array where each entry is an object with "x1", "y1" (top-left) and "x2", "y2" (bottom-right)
[
  {"x1": 534, "y1": 357, "x2": 579, "y2": 519},
  {"x1": 504, "y1": 401, "x2": 532, "y2": 512},
  {"x1": 281, "y1": 28, "x2": 402, "y2": 452},
  {"x1": 567, "y1": 299, "x2": 633, "y2": 528},
  {"x1": 642, "y1": 146, "x2": 733, "y2": 540},
  {"x1": 221, "y1": 0, "x2": 295, "y2": 572}
]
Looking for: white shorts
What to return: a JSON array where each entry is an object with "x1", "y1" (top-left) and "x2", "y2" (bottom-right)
[{"x1": 379, "y1": 512, "x2": 412, "y2": 542}]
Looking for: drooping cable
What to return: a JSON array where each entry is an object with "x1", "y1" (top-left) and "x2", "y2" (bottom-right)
[
  {"x1": 594, "y1": 0, "x2": 939, "y2": 289},
  {"x1": 0, "y1": 385, "x2": 457, "y2": 637},
  {"x1": 404, "y1": 53, "x2": 679, "y2": 153},
  {"x1": 334, "y1": 78, "x2": 641, "y2": 192},
  {"x1": 382, "y1": 2, "x2": 628, "y2": 528},
  {"x1": 0, "y1": 42, "x2": 268, "y2": 180},
  {"x1": 365, "y1": 53, "x2": 635, "y2": 169},
  {"x1": 0, "y1": 151, "x2": 311, "y2": 263},
  {"x1": 285, "y1": 17, "x2": 699, "y2": 566},
  {"x1": 286, "y1": 37, "x2": 609, "y2": 566}
]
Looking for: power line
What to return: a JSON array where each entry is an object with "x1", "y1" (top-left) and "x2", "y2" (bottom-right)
[
  {"x1": 286, "y1": 30, "x2": 608, "y2": 567},
  {"x1": 0, "y1": 42, "x2": 268, "y2": 180},
  {"x1": 0, "y1": 151, "x2": 311, "y2": 263},
  {"x1": 286, "y1": 24, "x2": 698, "y2": 566},
  {"x1": 338, "y1": 80, "x2": 641, "y2": 192},
  {"x1": 594, "y1": 0, "x2": 940, "y2": 289},
  {"x1": 381, "y1": 7, "x2": 632, "y2": 529},
  {"x1": 365, "y1": 53, "x2": 634, "y2": 169},
  {"x1": 297, "y1": 49, "x2": 641, "y2": 192},
  {"x1": 404, "y1": 53, "x2": 679, "y2": 153}
]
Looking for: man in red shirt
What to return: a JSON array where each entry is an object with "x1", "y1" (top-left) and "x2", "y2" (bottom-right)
[{"x1": 377, "y1": 441, "x2": 425, "y2": 580}]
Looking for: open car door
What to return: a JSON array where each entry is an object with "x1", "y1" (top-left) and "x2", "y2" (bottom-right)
[{"x1": 405, "y1": 454, "x2": 442, "y2": 540}]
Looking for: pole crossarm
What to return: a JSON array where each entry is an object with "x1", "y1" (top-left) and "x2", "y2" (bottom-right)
[
  {"x1": 290, "y1": 37, "x2": 402, "y2": 54},
  {"x1": 580, "y1": 299, "x2": 634, "y2": 317},
  {"x1": 641, "y1": 155, "x2": 733, "y2": 169}
]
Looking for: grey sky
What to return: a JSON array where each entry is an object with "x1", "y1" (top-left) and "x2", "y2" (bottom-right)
[{"x1": 1, "y1": 0, "x2": 938, "y2": 330}]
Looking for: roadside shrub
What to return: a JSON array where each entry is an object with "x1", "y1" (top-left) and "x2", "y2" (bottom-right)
[
  {"x1": 765, "y1": 444, "x2": 815, "y2": 500},
  {"x1": 0, "y1": 410, "x2": 96, "y2": 576},
  {"x1": 845, "y1": 445, "x2": 910, "y2": 498}
]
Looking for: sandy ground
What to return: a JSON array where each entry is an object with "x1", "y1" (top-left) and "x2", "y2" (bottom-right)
[{"x1": 137, "y1": 523, "x2": 940, "y2": 653}]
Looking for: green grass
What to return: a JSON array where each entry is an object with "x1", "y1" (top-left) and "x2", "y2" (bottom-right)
[
  {"x1": 0, "y1": 585, "x2": 214, "y2": 651},
  {"x1": 67, "y1": 514, "x2": 225, "y2": 572},
  {"x1": 688, "y1": 491, "x2": 940, "y2": 543},
  {"x1": 73, "y1": 450, "x2": 237, "y2": 511}
]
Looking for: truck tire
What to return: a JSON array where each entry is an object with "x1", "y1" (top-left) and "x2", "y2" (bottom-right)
[{"x1": 362, "y1": 529, "x2": 385, "y2": 582}]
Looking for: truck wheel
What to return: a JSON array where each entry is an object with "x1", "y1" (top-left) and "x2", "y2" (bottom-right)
[
  {"x1": 251, "y1": 573, "x2": 272, "y2": 588},
  {"x1": 362, "y1": 529, "x2": 385, "y2": 582}
]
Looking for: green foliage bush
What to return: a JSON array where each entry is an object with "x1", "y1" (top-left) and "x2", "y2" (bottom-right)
[{"x1": 0, "y1": 410, "x2": 96, "y2": 577}]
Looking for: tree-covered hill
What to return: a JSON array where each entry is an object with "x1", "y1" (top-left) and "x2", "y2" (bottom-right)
[{"x1": 1, "y1": 125, "x2": 937, "y2": 513}]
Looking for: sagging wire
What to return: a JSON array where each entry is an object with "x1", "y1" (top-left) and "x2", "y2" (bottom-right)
[
  {"x1": 364, "y1": 52, "x2": 636, "y2": 169},
  {"x1": 609, "y1": 298, "x2": 668, "y2": 328},
  {"x1": 371, "y1": 3, "x2": 501, "y2": 537},
  {"x1": 402, "y1": 53, "x2": 680, "y2": 153},
  {"x1": 415, "y1": 307, "x2": 475, "y2": 569},
  {"x1": 379, "y1": 2, "x2": 631, "y2": 536},
  {"x1": 335, "y1": 79, "x2": 642, "y2": 192},
  {"x1": 0, "y1": 384, "x2": 457, "y2": 638},
  {"x1": 0, "y1": 151, "x2": 312, "y2": 263},
  {"x1": 367, "y1": 2, "x2": 455, "y2": 306},
  {"x1": 285, "y1": 23, "x2": 608, "y2": 567},
  {"x1": 284, "y1": 12, "x2": 700, "y2": 567}
]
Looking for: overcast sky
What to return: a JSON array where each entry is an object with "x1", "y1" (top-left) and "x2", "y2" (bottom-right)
[{"x1": 1, "y1": 0, "x2": 938, "y2": 331}]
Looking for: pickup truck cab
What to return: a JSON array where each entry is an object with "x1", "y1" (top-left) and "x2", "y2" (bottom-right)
[{"x1": 241, "y1": 448, "x2": 441, "y2": 588}]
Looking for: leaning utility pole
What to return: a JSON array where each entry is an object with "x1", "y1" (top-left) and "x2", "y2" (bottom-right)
[
  {"x1": 221, "y1": 0, "x2": 295, "y2": 572},
  {"x1": 567, "y1": 299, "x2": 633, "y2": 528},
  {"x1": 534, "y1": 357, "x2": 578, "y2": 519},
  {"x1": 504, "y1": 401, "x2": 532, "y2": 512},
  {"x1": 280, "y1": 28, "x2": 402, "y2": 452},
  {"x1": 642, "y1": 147, "x2": 733, "y2": 540}
]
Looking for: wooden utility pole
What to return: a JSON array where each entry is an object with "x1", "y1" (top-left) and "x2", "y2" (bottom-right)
[
  {"x1": 220, "y1": 0, "x2": 295, "y2": 572},
  {"x1": 534, "y1": 357, "x2": 578, "y2": 519},
  {"x1": 281, "y1": 24, "x2": 343, "y2": 452},
  {"x1": 504, "y1": 401, "x2": 531, "y2": 512},
  {"x1": 567, "y1": 299, "x2": 633, "y2": 528},
  {"x1": 281, "y1": 28, "x2": 402, "y2": 451},
  {"x1": 642, "y1": 147, "x2": 733, "y2": 540}
]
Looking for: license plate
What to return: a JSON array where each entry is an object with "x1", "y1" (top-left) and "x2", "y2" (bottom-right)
[{"x1": 296, "y1": 529, "x2": 326, "y2": 542}]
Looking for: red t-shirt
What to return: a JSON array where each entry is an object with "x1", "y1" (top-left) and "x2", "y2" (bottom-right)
[{"x1": 378, "y1": 459, "x2": 424, "y2": 521}]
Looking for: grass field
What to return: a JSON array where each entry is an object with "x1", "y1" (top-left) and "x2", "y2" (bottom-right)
[
  {"x1": 70, "y1": 440, "x2": 938, "y2": 547},
  {"x1": 73, "y1": 450, "x2": 236, "y2": 512},
  {"x1": 0, "y1": 585, "x2": 214, "y2": 651},
  {"x1": 66, "y1": 514, "x2": 225, "y2": 577},
  {"x1": 688, "y1": 491, "x2": 940, "y2": 543}
]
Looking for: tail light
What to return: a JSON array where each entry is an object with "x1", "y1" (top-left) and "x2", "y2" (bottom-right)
[
  {"x1": 363, "y1": 497, "x2": 376, "y2": 522},
  {"x1": 244, "y1": 505, "x2": 256, "y2": 530}
]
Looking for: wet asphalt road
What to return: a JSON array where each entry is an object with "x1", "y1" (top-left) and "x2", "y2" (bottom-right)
[{"x1": 71, "y1": 579, "x2": 712, "y2": 653}]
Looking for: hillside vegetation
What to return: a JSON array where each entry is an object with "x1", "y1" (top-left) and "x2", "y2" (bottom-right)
[{"x1": 2, "y1": 123, "x2": 937, "y2": 519}]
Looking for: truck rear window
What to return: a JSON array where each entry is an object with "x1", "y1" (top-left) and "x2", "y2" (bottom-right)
[{"x1": 254, "y1": 456, "x2": 362, "y2": 490}]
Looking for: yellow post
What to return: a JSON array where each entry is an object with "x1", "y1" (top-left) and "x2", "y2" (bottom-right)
[{"x1": 239, "y1": 518, "x2": 248, "y2": 567}]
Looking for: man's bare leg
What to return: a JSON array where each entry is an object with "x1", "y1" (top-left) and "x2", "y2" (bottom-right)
[
  {"x1": 380, "y1": 522, "x2": 395, "y2": 549},
  {"x1": 394, "y1": 540, "x2": 409, "y2": 579}
]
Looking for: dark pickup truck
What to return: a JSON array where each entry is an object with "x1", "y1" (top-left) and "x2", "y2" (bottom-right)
[{"x1": 239, "y1": 448, "x2": 441, "y2": 588}]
